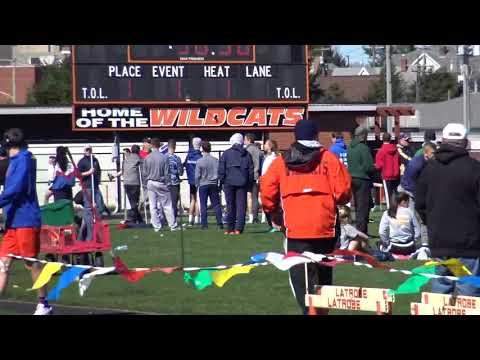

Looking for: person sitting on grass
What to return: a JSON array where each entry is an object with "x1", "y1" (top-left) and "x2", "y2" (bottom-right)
[
  {"x1": 337, "y1": 205, "x2": 370, "y2": 252},
  {"x1": 379, "y1": 191, "x2": 420, "y2": 255}
]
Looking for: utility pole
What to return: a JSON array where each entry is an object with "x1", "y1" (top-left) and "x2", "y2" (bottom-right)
[
  {"x1": 386, "y1": 45, "x2": 393, "y2": 133},
  {"x1": 415, "y1": 68, "x2": 421, "y2": 102},
  {"x1": 462, "y1": 45, "x2": 471, "y2": 132},
  {"x1": 12, "y1": 46, "x2": 16, "y2": 104},
  {"x1": 414, "y1": 55, "x2": 427, "y2": 102}
]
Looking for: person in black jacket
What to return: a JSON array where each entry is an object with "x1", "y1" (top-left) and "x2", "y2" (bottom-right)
[
  {"x1": 218, "y1": 133, "x2": 254, "y2": 235},
  {"x1": 415, "y1": 123, "x2": 480, "y2": 296}
]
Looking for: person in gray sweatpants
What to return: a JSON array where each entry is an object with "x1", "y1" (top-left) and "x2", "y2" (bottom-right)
[{"x1": 143, "y1": 138, "x2": 178, "y2": 231}]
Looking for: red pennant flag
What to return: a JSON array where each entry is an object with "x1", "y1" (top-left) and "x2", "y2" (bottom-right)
[
  {"x1": 329, "y1": 249, "x2": 391, "y2": 269},
  {"x1": 150, "y1": 266, "x2": 178, "y2": 274},
  {"x1": 114, "y1": 257, "x2": 151, "y2": 282}
]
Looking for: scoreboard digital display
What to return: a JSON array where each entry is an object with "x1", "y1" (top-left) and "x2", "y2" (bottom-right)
[
  {"x1": 128, "y1": 45, "x2": 256, "y2": 63},
  {"x1": 72, "y1": 45, "x2": 309, "y2": 130}
]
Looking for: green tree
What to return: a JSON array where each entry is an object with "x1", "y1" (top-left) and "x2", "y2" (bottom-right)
[
  {"x1": 309, "y1": 45, "x2": 347, "y2": 101},
  {"x1": 27, "y1": 60, "x2": 71, "y2": 105},
  {"x1": 364, "y1": 67, "x2": 406, "y2": 103},
  {"x1": 362, "y1": 45, "x2": 416, "y2": 66},
  {"x1": 323, "y1": 83, "x2": 346, "y2": 103},
  {"x1": 406, "y1": 70, "x2": 460, "y2": 102},
  {"x1": 310, "y1": 45, "x2": 347, "y2": 67}
]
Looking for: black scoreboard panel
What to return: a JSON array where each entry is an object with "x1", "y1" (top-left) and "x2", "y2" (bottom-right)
[{"x1": 72, "y1": 45, "x2": 308, "y2": 104}]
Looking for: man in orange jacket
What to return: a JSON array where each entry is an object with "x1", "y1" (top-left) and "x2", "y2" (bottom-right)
[{"x1": 260, "y1": 119, "x2": 352, "y2": 314}]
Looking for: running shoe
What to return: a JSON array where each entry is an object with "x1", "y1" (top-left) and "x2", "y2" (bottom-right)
[{"x1": 34, "y1": 303, "x2": 53, "y2": 315}]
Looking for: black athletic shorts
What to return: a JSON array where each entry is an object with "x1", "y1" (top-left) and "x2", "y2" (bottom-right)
[{"x1": 189, "y1": 185, "x2": 198, "y2": 196}]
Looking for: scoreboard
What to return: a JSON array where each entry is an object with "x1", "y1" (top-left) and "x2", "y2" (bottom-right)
[{"x1": 72, "y1": 45, "x2": 309, "y2": 130}]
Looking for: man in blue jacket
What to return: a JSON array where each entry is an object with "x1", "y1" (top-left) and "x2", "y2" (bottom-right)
[
  {"x1": 218, "y1": 133, "x2": 254, "y2": 235},
  {"x1": 399, "y1": 142, "x2": 436, "y2": 212},
  {"x1": 329, "y1": 132, "x2": 348, "y2": 166},
  {"x1": 183, "y1": 137, "x2": 202, "y2": 226},
  {"x1": 0, "y1": 128, "x2": 52, "y2": 315}
]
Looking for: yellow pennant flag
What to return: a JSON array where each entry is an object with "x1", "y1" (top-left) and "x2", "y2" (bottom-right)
[
  {"x1": 425, "y1": 258, "x2": 472, "y2": 277},
  {"x1": 31, "y1": 263, "x2": 64, "y2": 290},
  {"x1": 212, "y1": 265, "x2": 255, "y2": 288}
]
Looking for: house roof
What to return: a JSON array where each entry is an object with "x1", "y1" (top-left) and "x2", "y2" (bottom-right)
[
  {"x1": 331, "y1": 66, "x2": 381, "y2": 76},
  {"x1": 392, "y1": 46, "x2": 459, "y2": 74},
  {"x1": 386, "y1": 94, "x2": 480, "y2": 130},
  {"x1": 312, "y1": 75, "x2": 380, "y2": 102},
  {"x1": 0, "y1": 106, "x2": 72, "y2": 115}
]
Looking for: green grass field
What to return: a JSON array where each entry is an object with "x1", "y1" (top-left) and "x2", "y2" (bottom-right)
[{"x1": 2, "y1": 211, "x2": 428, "y2": 315}]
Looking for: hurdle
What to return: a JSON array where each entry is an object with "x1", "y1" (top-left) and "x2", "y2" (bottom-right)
[
  {"x1": 306, "y1": 285, "x2": 395, "y2": 315},
  {"x1": 411, "y1": 292, "x2": 480, "y2": 315}
]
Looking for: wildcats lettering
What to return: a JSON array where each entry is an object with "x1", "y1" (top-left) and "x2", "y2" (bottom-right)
[
  {"x1": 149, "y1": 107, "x2": 305, "y2": 128},
  {"x1": 74, "y1": 106, "x2": 306, "y2": 129}
]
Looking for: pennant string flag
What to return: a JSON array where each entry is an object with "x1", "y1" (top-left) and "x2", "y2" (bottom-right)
[
  {"x1": 184, "y1": 270, "x2": 213, "y2": 291},
  {"x1": 47, "y1": 266, "x2": 88, "y2": 301},
  {"x1": 457, "y1": 276, "x2": 480, "y2": 288},
  {"x1": 31, "y1": 262, "x2": 64, "y2": 290},
  {"x1": 149, "y1": 266, "x2": 178, "y2": 274},
  {"x1": 114, "y1": 256, "x2": 151, "y2": 282},
  {"x1": 425, "y1": 258, "x2": 472, "y2": 277},
  {"x1": 249, "y1": 253, "x2": 268, "y2": 264},
  {"x1": 329, "y1": 249, "x2": 391, "y2": 269},
  {"x1": 390, "y1": 266, "x2": 436, "y2": 295},
  {"x1": 265, "y1": 252, "x2": 313, "y2": 271},
  {"x1": 79, "y1": 267, "x2": 116, "y2": 297},
  {"x1": 212, "y1": 265, "x2": 255, "y2": 288}
]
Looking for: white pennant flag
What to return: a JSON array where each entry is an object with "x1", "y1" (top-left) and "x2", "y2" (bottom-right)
[
  {"x1": 265, "y1": 252, "x2": 312, "y2": 271},
  {"x1": 79, "y1": 267, "x2": 116, "y2": 297},
  {"x1": 301, "y1": 252, "x2": 328, "y2": 263}
]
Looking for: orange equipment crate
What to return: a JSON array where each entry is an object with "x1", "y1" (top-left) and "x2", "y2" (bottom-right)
[{"x1": 39, "y1": 222, "x2": 111, "y2": 255}]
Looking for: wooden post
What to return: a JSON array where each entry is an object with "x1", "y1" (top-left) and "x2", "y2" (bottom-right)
[{"x1": 394, "y1": 114, "x2": 401, "y2": 139}]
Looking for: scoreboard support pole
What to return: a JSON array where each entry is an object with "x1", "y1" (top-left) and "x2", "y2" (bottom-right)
[{"x1": 114, "y1": 133, "x2": 122, "y2": 212}]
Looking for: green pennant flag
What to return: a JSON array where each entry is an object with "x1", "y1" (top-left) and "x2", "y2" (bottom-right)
[
  {"x1": 390, "y1": 266, "x2": 436, "y2": 295},
  {"x1": 183, "y1": 270, "x2": 213, "y2": 291}
]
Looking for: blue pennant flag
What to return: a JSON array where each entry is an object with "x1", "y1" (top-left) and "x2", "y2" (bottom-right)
[
  {"x1": 47, "y1": 266, "x2": 89, "y2": 301},
  {"x1": 249, "y1": 253, "x2": 268, "y2": 264},
  {"x1": 457, "y1": 276, "x2": 480, "y2": 288}
]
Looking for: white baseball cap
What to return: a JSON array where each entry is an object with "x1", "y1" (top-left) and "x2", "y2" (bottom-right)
[
  {"x1": 442, "y1": 123, "x2": 467, "y2": 140},
  {"x1": 84, "y1": 144, "x2": 93, "y2": 150}
]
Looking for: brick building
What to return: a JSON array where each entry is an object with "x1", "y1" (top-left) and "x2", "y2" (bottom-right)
[
  {"x1": 270, "y1": 104, "x2": 377, "y2": 150},
  {"x1": 0, "y1": 66, "x2": 36, "y2": 104}
]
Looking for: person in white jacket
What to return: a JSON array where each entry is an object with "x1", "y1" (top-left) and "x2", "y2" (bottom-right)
[
  {"x1": 260, "y1": 139, "x2": 279, "y2": 232},
  {"x1": 379, "y1": 191, "x2": 420, "y2": 255}
]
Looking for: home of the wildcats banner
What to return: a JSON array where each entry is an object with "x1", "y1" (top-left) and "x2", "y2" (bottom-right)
[{"x1": 73, "y1": 105, "x2": 306, "y2": 131}]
